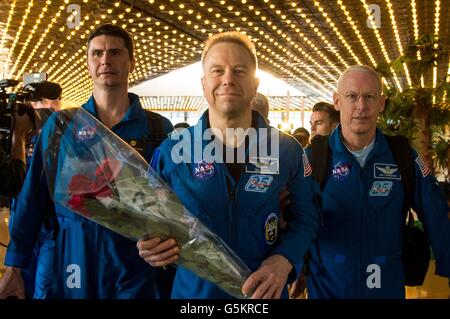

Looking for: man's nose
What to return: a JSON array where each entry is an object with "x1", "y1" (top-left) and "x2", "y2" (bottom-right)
[
  {"x1": 355, "y1": 95, "x2": 369, "y2": 110},
  {"x1": 100, "y1": 52, "x2": 111, "y2": 65},
  {"x1": 222, "y1": 69, "x2": 235, "y2": 86}
]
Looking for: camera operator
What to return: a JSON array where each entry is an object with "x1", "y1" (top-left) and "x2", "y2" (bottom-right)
[
  {"x1": 0, "y1": 80, "x2": 60, "y2": 299},
  {"x1": 0, "y1": 107, "x2": 33, "y2": 197},
  {"x1": 26, "y1": 82, "x2": 62, "y2": 160},
  {"x1": 0, "y1": 79, "x2": 60, "y2": 198},
  {"x1": 4, "y1": 81, "x2": 61, "y2": 299}
]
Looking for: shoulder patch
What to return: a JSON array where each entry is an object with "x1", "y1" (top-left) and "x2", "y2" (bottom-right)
[
  {"x1": 415, "y1": 155, "x2": 431, "y2": 178},
  {"x1": 302, "y1": 153, "x2": 312, "y2": 177},
  {"x1": 264, "y1": 213, "x2": 279, "y2": 245}
]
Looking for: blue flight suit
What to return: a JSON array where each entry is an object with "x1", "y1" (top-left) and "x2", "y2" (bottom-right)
[
  {"x1": 5, "y1": 93, "x2": 174, "y2": 298},
  {"x1": 307, "y1": 126, "x2": 450, "y2": 298},
  {"x1": 152, "y1": 110, "x2": 320, "y2": 298}
]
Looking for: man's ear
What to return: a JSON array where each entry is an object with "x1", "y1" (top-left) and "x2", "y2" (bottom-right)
[
  {"x1": 333, "y1": 92, "x2": 340, "y2": 111},
  {"x1": 201, "y1": 77, "x2": 205, "y2": 96},
  {"x1": 253, "y1": 76, "x2": 260, "y2": 96},
  {"x1": 129, "y1": 57, "x2": 136, "y2": 73},
  {"x1": 331, "y1": 122, "x2": 339, "y2": 130},
  {"x1": 379, "y1": 95, "x2": 386, "y2": 113}
]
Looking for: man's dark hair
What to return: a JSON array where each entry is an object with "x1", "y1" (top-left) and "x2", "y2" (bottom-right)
[
  {"x1": 87, "y1": 24, "x2": 134, "y2": 59},
  {"x1": 312, "y1": 102, "x2": 340, "y2": 124},
  {"x1": 174, "y1": 122, "x2": 190, "y2": 130},
  {"x1": 293, "y1": 127, "x2": 310, "y2": 147},
  {"x1": 293, "y1": 127, "x2": 310, "y2": 137}
]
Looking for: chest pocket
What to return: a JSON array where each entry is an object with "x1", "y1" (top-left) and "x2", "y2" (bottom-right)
[
  {"x1": 367, "y1": 178, "x2": 404, "y2": 220},
  {"x1": 242, "y1": 170, "x2": 287, "y2": 248},
  {"x1": 246, "y1": 191, "x2": 282, "y2": 251},
  {"x1": 246, "y1": 210, "x2": 281, "y2": 260},
  {"x1": 169, "y1": 164, "x2": 216, "y2": 228}
]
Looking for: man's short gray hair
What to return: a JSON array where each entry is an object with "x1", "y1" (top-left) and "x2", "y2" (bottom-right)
[{"x1": 337, "y1": 65, "x2": 383, "y2": 94}]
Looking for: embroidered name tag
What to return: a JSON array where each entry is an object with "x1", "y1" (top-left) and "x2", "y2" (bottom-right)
[
  {"x1": 245, "y1": 157, "x2": 279, "y2": 175},
  {"x1": 374, "y1": 163, "x2": 401, "y2": 180}
]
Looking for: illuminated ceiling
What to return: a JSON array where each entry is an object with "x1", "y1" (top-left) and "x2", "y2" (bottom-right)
[{"x1": 0, "y1": 0, "x2": 449, "y2": 110}]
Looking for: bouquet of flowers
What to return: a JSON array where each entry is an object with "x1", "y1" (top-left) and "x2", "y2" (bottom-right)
[{"x1": 42, "y1": 108, "x2": 251, "y2": 299}]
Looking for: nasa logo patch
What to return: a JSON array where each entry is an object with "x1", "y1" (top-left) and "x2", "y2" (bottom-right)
[
  {"x1": 76, "y1": 125, "x2": 97, "y2": 141},
  {"x1": 332, "y1": 161, "x2": 351, "y2": 181},
  {"x1": 192, "y1": 161, "x2": 215, "y2": 181}
]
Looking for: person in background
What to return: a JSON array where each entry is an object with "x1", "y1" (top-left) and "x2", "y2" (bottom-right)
[
  {"x1": 309, "y1": 102, "x2": 339, "y2": 139},
  {"x1": 251, "y1": 92, "x2": 270, "y2": 124},
  {"x1": 292, "y1": 127, "x2": 310, "y2": 148},
  {"x1": 0, "y1": 106, "x2": 33, "y2": 198},
  {"x1": 7, "y1": 81, "x2": 63, "y2": 299},
  {"x1": 173, "y1": 122, "x2": 190, "y2": 131}
]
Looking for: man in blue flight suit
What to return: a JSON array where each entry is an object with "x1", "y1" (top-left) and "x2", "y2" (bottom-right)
[
  {"x1": 305, "y1": 65, "x2": 450, "y2": 298},
  {"x1": 136, "y1": 32, "x2": 320, "y2": 299},
  {"x1": 0, "y1": 24, "x2": 173, "y2": 298}
]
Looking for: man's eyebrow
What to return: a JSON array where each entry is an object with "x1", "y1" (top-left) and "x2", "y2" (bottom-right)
[
  {"x1": 89, "y1": 47, "x2": 125, "y2": 53},
  {"x1": 208, "y1": 64, "x2": 249, "y2": 69},
  {"x1": 233, "y1": 64, "x2": 249, "y2": 69},
  {"x1": 209, "y1": 64, "x2": 223, "y2": 69}
]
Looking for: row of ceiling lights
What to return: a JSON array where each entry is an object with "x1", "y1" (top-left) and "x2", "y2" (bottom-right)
[{"x1": 1, "y1": 0, "x2": 447, "y2": 107}]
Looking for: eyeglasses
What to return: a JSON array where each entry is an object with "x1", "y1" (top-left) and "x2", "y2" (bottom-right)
[{"x1": 337, "y1": 91, "x2": 380, "y2": 105}]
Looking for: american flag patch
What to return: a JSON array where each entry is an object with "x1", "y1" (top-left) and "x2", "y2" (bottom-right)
[
  {"x1": 303, "y1": 153, "x2": 312, "y2": 177},
  {"x1": 415, "y1": 155, "x2": 431, "y2": 177}
]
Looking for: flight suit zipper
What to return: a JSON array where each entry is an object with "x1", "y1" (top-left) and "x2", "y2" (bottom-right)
[
  {"x1": 225, "y1": 174, "x2": 238, "y2": 247},
  {"x1": 358, "y1": 165, "x2": 365, "y2": 298}
]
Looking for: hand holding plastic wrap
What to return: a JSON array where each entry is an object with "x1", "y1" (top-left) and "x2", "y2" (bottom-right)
[{"x1": 43, "y1": 108, "x2": 251, "y2": 299}]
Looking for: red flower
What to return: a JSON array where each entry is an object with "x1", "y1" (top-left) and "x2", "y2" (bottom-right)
[
  {"x1": 67, "y1": 194, "x2": 93, "y2": 218},
  {"x1": 68, "y1": 174, "x2": 93, "y2": 193},
  {"x1": 95, "y1": 159, "x2": 122, "y2": 185},
  {"x1": 67, "y1": 159, "x2": 122, "y2": 218},
  {"x1": 90, "y1": 182, "x2": 114, "y2": 198}
]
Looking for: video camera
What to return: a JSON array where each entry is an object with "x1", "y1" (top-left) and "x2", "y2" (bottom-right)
[{"x1": 0, "y1": 74, "x2": 62, "y2": 154}]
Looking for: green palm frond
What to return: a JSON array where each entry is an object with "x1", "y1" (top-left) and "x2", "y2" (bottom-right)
[
  {"x1": 377, "y1": 34, "x2": 449, "y2": 173},
  {"x1": 432, "y1": 134, "x2": 450, "y2": 171}
]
